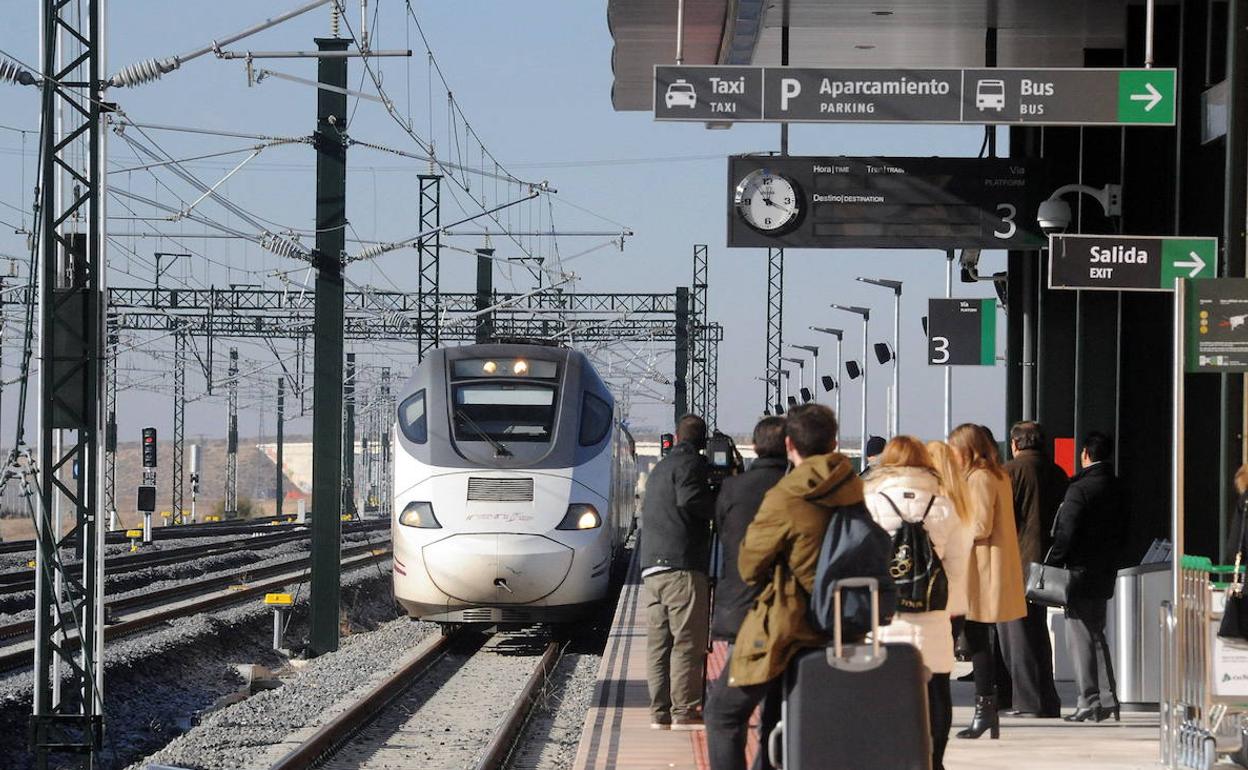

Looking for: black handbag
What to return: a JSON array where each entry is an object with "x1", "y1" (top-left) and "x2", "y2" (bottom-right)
[
  {"x1": 1218, "y1": 502, "x2": 1248, "y2": 641},
  {"x1": 1025, "y1": 557, "x2": 1076, "y2": 607}
]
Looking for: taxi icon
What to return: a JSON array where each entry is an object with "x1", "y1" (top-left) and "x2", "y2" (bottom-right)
[{"x1": 665, "y1": 80, "x2": 697, "y2": 109}]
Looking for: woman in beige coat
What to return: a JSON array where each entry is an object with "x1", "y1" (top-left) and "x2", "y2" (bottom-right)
[{"x1": 948, "y1": 424, "x2": 1027, "y2": 740}]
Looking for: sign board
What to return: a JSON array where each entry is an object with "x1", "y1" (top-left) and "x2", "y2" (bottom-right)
[
  {"x1": 728, "y1": 156, "x2": 1047, "y2": 250},
  {"x1": 1187, "y1": 278, "x2": 1248, "y2": 372},
  {"x1": 1049, "y1": 235, "x2": 1218, "y2": 291},
  {"x1": 656, "y1": 66, "x2": 1176, "y2": 126},
  {"x1": 927, "y1": 299, "x2": 997, "y2": 366}
]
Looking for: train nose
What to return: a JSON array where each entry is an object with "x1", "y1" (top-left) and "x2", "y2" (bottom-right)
[{"x1": 422, "y1": 534, "x2": 574, "y2": 604}]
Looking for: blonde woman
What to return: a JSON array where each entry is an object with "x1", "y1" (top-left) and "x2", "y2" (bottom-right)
[
  {"x1": 947, "y1": 424, "x2": 1026, "y2": 740},
  {"x1": 927, "y1": 440, "x2": 973, "y2": 624},
  {"x1": 864, "y1": 436, "x2": 969, "y2": 770}
]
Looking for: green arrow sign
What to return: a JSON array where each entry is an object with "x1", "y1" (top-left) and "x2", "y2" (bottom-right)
[{"x1": 1117, "y1": 70, "x2": 1176, "y2": 124}]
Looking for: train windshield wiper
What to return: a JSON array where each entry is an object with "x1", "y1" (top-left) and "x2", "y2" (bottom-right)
[{"x1": 454, "y1": 409, "x2": 512, "y2": 457}]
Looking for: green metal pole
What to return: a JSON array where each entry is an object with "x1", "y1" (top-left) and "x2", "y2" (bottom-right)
[{"x1": 309, "y1": 36, "x2": 348, "y2": 657}]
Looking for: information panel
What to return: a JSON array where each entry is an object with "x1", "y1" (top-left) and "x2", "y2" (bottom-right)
[
  {"x1": 1188, "y1": 278, "x2": 1248, "y2": 373},
  {"x1": 727, "y1": 156, "x2": 1047, "y2": 250},
  {"x1": 927, "y1": 299, "x2": 997, "y2": 366},
  {"x1": 655, "y1": 66, "x2": 1176, "y2": 126}
]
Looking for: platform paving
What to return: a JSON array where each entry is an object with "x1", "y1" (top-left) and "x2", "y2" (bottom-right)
[{"x1": 570, "y1": 557, "x2": 1188, "y2": 770}]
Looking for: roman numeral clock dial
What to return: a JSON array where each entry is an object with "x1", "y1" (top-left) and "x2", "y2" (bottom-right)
[{"x1": 734, "y1": 169, "x2": 803, "y2": 234}]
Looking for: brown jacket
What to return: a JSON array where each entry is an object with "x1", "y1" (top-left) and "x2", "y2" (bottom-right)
[
  {"x1": 1005, "y1": 449, "x2": 1069, "y2": 568},
  {"x1": 728, "y1": 452, "x2": 864, "y2": 687},
  {"x1": 964, "y1": 467, "x2": 1027, "y2": 623}
]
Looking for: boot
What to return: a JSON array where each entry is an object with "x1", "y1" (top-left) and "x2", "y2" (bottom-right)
[{"x1": 956, "y1": 695, "x2": 1000, "y2": 740}]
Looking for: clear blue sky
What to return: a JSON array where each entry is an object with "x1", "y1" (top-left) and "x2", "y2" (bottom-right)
[{"x1": 0, "y1": 1, "x2": 1008, "y2": 444}]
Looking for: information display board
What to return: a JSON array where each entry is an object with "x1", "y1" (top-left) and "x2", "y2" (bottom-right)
[
  {"x1": 728, "y1": 155, "x2": 1047, "y2": 250},
  {"x1": 1188, "y1": 278, "x2": 1248, "y2": 372},
  {"x1": 927, "y1": 298, "x2": 997, "y2": 366}
]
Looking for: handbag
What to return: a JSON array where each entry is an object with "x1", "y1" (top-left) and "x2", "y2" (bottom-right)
[
  {"x1": 1219, "y1": 501, "x2": 1248, "y2": 641},
  {"x1": 1025, "y1": 557, "x2": 1076, "y2": 607}
]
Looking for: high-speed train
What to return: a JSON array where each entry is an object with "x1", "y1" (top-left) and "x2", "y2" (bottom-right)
[{"x1": 391, "y1": 342, "x2": 636, "y2": 625}]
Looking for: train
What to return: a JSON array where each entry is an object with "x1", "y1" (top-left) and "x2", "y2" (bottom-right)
[{"x1": 391, "y1": 342, "x2": 637, "y2": 625}]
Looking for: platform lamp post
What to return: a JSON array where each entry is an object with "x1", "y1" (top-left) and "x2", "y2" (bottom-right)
[
  {"x1": 810, "y1": 327, "x2": 843, "y2": 424},
  {"x1": 790, "y1": 344, "x2": 820, "y2": 403},
  {"x1": 830, "y1": 305, "x2": 871, "y2": 463},
  {"x1": 782, "y1": 356, "x2": 808, "y2": 403},
  {"x1": 754, "y1": 376, "x2": 784, "y2": 415},
  {"x1": 781, "y1": 368, "x2": 796, "y2": 409},
  {"x1": 856, "y1": 278, "x2": 902, "y2": 437}
]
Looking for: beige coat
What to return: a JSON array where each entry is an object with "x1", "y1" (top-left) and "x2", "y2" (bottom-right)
[{"x1": 964, "y1": 468, "x2": 1027, "y2": 623}]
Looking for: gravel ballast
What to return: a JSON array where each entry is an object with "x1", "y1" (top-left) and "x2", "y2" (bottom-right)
[{"x1": 0, "y1": 559, "x2": 399, "y2": 770}]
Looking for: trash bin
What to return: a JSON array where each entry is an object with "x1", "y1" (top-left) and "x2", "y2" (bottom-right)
[{"x1": 1115, "y1": 561, "x2": 1172, "y2": 709}]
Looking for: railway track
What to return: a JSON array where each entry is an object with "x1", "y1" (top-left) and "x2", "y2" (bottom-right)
[
  {"x1": 0, "y1": 542, "x2": 392, "y2": 671},
  {"x1": 0, "y1": 514, "x2": 339, "y2": 556},
  {"x1": 0, "y1": 519, "x2": 389, "y2": 595},
  {"x1": 269, "y1": 630, "x2": 561, "y2": 770}
]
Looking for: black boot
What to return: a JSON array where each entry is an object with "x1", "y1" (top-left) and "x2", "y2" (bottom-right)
[{"x1": 956, "y1": 695, "x2": 1000, "y2": 740}]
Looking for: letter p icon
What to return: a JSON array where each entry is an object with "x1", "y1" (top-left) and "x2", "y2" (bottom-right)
[{"x1": 780, "y1": 78, "x2": 801, "y2": 111}]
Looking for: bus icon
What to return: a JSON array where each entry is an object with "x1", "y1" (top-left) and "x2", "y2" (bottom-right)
[{"x1": 975, "y1": 79, "x2": 1006, "y2": 111}]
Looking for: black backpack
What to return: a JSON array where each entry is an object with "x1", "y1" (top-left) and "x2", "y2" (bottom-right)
[
  {"x1": 809, "y1": 503, "x2": 896, "y2": 640},
  {"x1": 878, "y1": 491, "x2": 949, "y2": 613}
]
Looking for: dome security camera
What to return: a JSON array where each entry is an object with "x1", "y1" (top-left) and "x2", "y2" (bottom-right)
[{"x1": 1037, "y1": 198, "x2": 1073, "y2": 235}]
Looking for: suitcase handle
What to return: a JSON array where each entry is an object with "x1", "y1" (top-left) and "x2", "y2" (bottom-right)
[
  {"x1": 768, "y1": 721, "x2": 784, "y2": 770},
  {"x1": 830, "y1": 576, "x2": 887, "y2": 672}
]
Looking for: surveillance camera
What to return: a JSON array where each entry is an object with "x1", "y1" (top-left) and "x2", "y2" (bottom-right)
[{"x1": 1037, "y1": 199, "x2": 1072, "y2": 235}]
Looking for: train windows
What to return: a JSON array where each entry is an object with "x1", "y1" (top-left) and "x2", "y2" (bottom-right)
[
  {"x1": 452, "y1": 383, "x2": 556, "y2": 443},
  {"x1": 579, "y1": 392, "x2": 612, "y2": 446},
  {"x1": 398, "y1": 390, "x2": 428, "y2": 443}
]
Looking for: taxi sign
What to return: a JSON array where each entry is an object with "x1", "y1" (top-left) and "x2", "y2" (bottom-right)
[{"x1": 264, "y1": 593, "x2": 293, "y2": 606}]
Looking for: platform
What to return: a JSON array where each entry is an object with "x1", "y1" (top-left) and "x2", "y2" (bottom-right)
[{"x1": 571, "y1": 555, "x2": 1168, "y2": 770}]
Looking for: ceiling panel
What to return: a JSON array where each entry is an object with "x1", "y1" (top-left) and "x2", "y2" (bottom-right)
[{"x1": 609, "y1": 0, "x2": 1162, "y2": 110}]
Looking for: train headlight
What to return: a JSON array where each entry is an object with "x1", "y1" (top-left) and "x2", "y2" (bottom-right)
[
  {"x1": 557, "y1": 504, "x2": 601, "y2": 530},
  {"x1": 398, "y1": 501, "x2": 441, "y2": 528},
  {"x1": 513, "y1": 359, "x2": 529, "y2": 375},
  {"x1": 482, "y1": 360, "x2": 497, "y2": 374}
]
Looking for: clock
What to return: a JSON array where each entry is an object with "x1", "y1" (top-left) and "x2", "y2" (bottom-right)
[{"x1": 734, "y1": 168, "x2": 802, "y2": 233}]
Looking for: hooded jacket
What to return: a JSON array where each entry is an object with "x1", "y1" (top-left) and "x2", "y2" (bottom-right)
[
  {"x1": 729, "y1": 452, "x2": 869, "y2": 687},
  {"x1": 863, "y1": 465, "x2": 970, "y2": 674},
  {"x1": 639, "y1": 441, "x2": 715, "y2": 574},
  {"x1": 711, "y1": 455, "x2": 788, "y2": 640}
]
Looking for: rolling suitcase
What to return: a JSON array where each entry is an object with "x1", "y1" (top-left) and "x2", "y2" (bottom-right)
[{"x1": 767, "y1": 577, "x2": 931, "y2": 770}]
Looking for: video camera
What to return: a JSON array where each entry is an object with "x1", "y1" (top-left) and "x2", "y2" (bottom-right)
[{"x1": 705, "y1": 431, "x2": 744, "y2": 491}]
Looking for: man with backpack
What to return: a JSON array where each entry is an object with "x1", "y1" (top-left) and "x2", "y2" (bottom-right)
[{"x1": 705, "y1": 404, "x2": 892, "y2": 770}]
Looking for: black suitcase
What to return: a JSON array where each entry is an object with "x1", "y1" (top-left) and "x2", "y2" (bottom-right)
[{"x1": 767, "y1": 577, "x2": 931, "y2": 770}]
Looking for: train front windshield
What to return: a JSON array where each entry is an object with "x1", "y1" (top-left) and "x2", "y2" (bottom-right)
[{"x1": 450, "y1": 358, "x2": 560, "y2": 445}]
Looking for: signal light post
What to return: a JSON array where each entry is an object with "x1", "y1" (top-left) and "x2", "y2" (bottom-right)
[{"x1": 140, "y1": 428, "x2": 158, "y2": 543}]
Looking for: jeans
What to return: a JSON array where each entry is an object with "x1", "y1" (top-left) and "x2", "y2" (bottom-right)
[
  {"x1": 705, "y1": 646, "x2": 782, "y2": 770},
  {"x1": 644, "y1": 570, "x2": 710, "y2": 721}
]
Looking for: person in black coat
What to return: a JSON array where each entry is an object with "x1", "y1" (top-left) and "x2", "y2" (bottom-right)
[
  {"x1": 1049, "y1": 431, "x2": 1126, "y2": 723},
  {"x1": 710, "y1": 416, "x2": 788, "y2": 640},
  {"x1": 640, "y1": 414, "x2": 716, "y2": 729}
]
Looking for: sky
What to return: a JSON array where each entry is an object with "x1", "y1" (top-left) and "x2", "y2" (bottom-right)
[{"x1": 0, "y1": 1, "x2": 1009, "y2": 445}]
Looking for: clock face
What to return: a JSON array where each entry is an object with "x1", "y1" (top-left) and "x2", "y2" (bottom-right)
[{"x1": 734, "y1": 169, "x2": 801, "y2": 233}]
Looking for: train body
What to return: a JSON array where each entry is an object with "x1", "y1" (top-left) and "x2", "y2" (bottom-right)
[{"x1": 391, "y1": 343, "x2": 636, "y2": 624}]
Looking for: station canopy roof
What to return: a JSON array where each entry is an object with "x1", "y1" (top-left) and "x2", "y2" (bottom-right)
[{"x1": 609, "y1": 0, "x2": 1156, "y2": 111}]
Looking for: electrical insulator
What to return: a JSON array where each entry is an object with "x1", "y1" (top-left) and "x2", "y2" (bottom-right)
[
  {"x1": 0, "y1": 58, "x2": 37, "y2": 87},
  {"x1": 261, "y1": 232, "x2": 311, "y2": 262},
  {"x1": 142, "y1": 427, "x2": 157, "y2": 468},
  {"x1": 108, "y1": 57, "x2": 179, "y2": 88}
]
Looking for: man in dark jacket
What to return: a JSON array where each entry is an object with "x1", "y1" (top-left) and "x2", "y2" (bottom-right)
[
  {"x1": 999, "y1": 421, "x2": 1067, "y2": 718},
  {"x1": 640, "y1": 414, "x2": 716, "y2": 730},
  {"x1": 711, "y1": 416, "x2": 787, "y2": 640},
  {"x1": 1051, "y1": 431, "x2": 1125, "y2": 723}
]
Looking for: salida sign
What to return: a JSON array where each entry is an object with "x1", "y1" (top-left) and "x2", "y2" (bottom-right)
[{"x1": 1049, "y1": 235, "x2": 1217, "y2": 291}]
